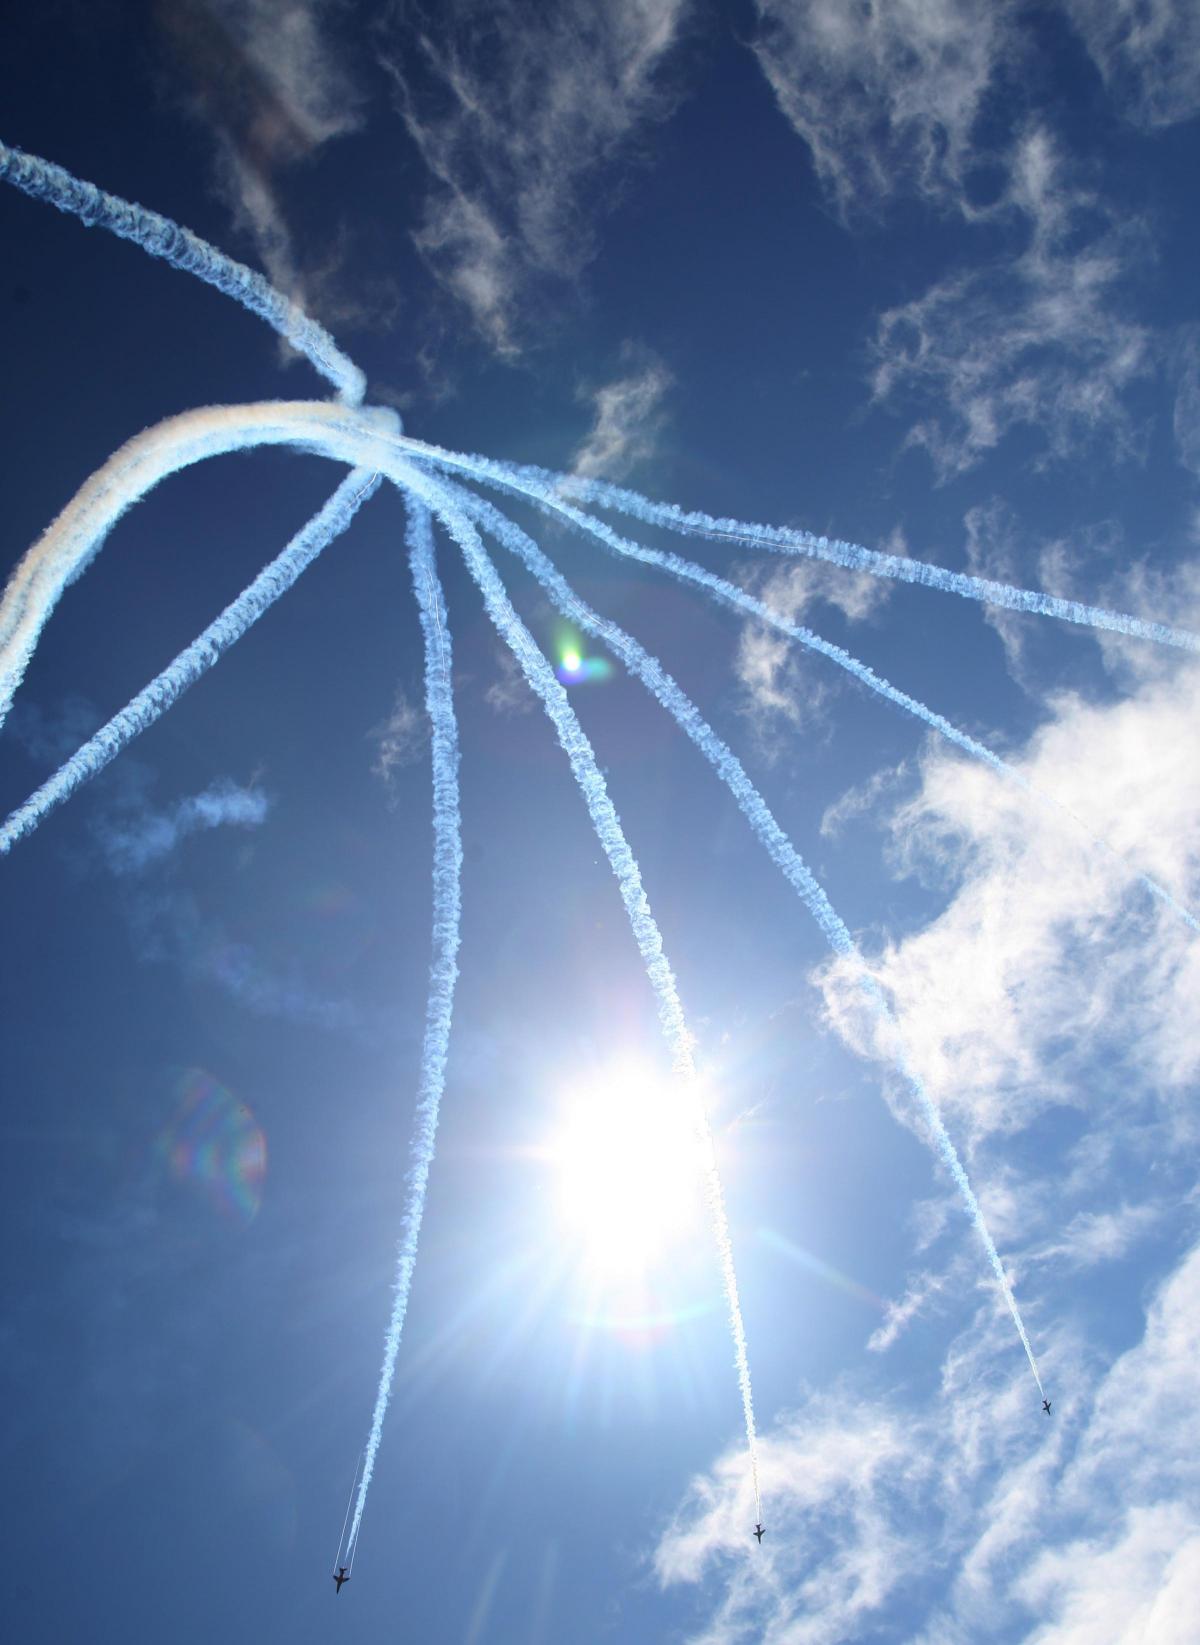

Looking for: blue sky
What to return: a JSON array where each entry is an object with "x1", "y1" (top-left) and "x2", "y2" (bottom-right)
[{"x1": 2, "y1": 3, "x2": 1199, "y2": 1642}]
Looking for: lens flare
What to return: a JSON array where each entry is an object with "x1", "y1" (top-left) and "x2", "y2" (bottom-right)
[
  {"x1": 156, "y1": 1068, "x2": 266, "y2": 1225},
  {"x1": 554, "y1": 628, "x2": 613, "y2": 685}
]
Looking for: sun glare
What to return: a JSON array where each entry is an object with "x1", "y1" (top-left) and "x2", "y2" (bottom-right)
[{"x1": 547, "y1": 1064, "x2": 707, "y2": 1279}]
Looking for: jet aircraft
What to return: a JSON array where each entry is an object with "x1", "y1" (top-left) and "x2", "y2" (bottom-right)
[
  {"x1": 333, "y1": 1567, "x2": 350, "y2": 1594},
  {"x1": 1042, "y1": 1399, "x2": 1052, "y2": 1415},
  {"x1": 753, "y1": 1523, "x2": 765, "y2": 1544}
]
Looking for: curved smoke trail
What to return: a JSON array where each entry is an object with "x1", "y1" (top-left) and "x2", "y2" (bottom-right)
[
  {"x1": 0, "y1": 400, "x2": 397, "y2": 731},
  {"x1": 0, "y1": 469, "x2": 381, "y2": 852},
  {"x1": 451, "y1": 481, "x2": 1045, "y2": 1395},
  {"x1": 389, "y1": 460, "x2": 763, "y2": 1522},
  {"x1": 343, "y1": 501, "x2": 463, "y2": 1564},
  {"x1": 393, "y1": 435, "x2": 1200, "y2": 655},
  {"x1": 0, "y1": 140, "x2": 366, "y2": 406}
]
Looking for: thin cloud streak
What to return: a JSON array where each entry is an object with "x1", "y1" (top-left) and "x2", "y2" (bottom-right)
[{"x1": 381, "y1": 0, "x2": 691, "y2": 351}]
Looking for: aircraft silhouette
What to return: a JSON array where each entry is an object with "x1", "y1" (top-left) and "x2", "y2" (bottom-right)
[
  {"x1": 753, "y1": 1523, "x2": 765, "y2": 1544},
  {"x1": 1042, "y1": 1399, "x2": 1052, "y2": 1415},
  {"x1": 333, "y1": 1567, "x2": 350, "y2": 1594}
]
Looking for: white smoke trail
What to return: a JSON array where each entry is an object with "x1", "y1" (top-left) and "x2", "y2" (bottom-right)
[
  {"x1": 392, "y1": 436, "x2": 1200, "y2": 655},
  {"x1": 451, "y1": 482, "x2": 1045, "y2": 1396},
  {"x1": 334, "y1": 1448, "x2": 364, "y2": 1573},
  {"x1": 388, "y1": 460, "x2": 764, "y2": 1522},
  {"x1": 343, "y1": 501, "x2": 463, "y2": 1565},
  {"x1": 435, "y1": 471, "x2": 1200, "y2": 938},
  {"x1": 0, "y1": 139, "x2": 366, "y2": 405},
  {"x1": 0, "y1": 470, "x2": 380, "y2": 852}
]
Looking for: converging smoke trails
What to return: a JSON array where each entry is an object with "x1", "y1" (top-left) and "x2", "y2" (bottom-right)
[
  {"x1": 437, "y1": 469, "x2": 1200, "y2": 937},
  {"x1": 396, "y1": 437, "x2": 1200, "y2": 655},
  {"x1": 0, "y1": 395, "x2": 763, "y2": 1523},
  {"x1": 0, "y1": 140, "x2": 366, "y2": 406},
  {"x1": 452, "y1": 483, "x2": 1045, "y2": 1395},
  {"x1": 389, "y1": 460, "x2": 763, "y2": 1522},
  {"x1": 343, "y1": 502, "x2": 463, "y2": 1564},
  {"x1": 0, "y1": 470, "x2": 380, "y2": 853},
  {"x1": 7, "y1": 391, "x2": 1195, "y2": 1412},
  {"x1": 10, "y1": 150, "x2": 1194, "y2": 1568}
]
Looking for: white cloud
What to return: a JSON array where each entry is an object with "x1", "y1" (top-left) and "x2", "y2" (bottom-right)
[
  {"x1": 751, "y1": 0, "x2": 1018, "y2": 218},
  {"x1": 382, "y1": 0, "x2": 691, "y2": 351},
  {"x1": 370, "y1": 685, "x2": 427, "y2": 802},
  {"x1": 656, "y1": 1399, "x2": 931, "y2": 1645},
  {"x1": 820, "y1": 763, "x2": 908, "y2": 842},
  {"x1": 157, "y1": 0, "x2": 362, "y2": 305},
  {"x1": 817, "y1": 658, "x2": 1200, "y2": 1146},
  {"x1": 94, "y1": 776, "x2": 269, "y2": 875},
  {"x1": 1173, "y1": 326, "x2": 1200, "y2": 477},
  {"x1": 734, "y1": 548, "x2": 893, "y2": 747},
  {"x1": 485, "y1": 644, "x2": 536, "y2": 716},
  {"x1": 1033, "y1": 1203, "x2": 1164, "y2": 1272},
  {"x1": 657, "y1": 1236, "x2": 1200, "y2": 1644},
  {"x1": 871, "y1": 129, "x2": 1153, "y2": 478},
  {"x1": 868, "y1": 1267, "x2": 946, "y2": 1352},
  {"x1": 571, "y1": 352, "x2": 672, "y2": 480},
  {"x1": 1063, "y1": 0, "x2": 1200, "y2": 129}
]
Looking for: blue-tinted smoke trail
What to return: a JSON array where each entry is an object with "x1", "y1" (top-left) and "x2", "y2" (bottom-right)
[
  {"x1": 440, "y1": 474, "x2": 1200, "y2": 938},
  {"x1": 390, "y1": 460, "x2": 763, "y2": 1520},
  {"x1": 0, "y1": 470, "x2": 380, "y2": 854},
  {"x1": 453, "y1": 482, "x2": 1045, "y2": 1395},
  {"x1": 343, "y1": 501, "x2": 463, "y2": 1564},
  {"x1": 0, "y1": 140, "x2": 366, "y2": 406},
  {"x1": 394, "y1": 436, "x2": 1200, "y2": 655}
]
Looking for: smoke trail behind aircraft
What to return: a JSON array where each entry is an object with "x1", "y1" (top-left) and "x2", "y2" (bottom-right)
[
  {"x1": 0, "y1": 139, "x2": 366, "y2": 405},
  {"x1": 0, "y1": 470, "x2": 380, "y2": 853},
  {"x1": 454, "y1": 482, "x2": 1045, "y2": 1396},
  {"x1": 343, "y1": 502, "x2": 463, "y2": 1564},
  {"x1": 390, "y1": 460, "x2": 763, "y2": 1522}
]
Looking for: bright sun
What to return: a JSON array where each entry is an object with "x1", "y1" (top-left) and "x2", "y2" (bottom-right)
[{"x1": 546, "y1": 1063, "x2": 707, "y2": 1279}]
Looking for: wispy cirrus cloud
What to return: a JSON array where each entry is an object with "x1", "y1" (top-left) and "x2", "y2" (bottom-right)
[
  {"x1": 94, "y1": 775, "x2": 269, "y2": 875},
  {"x1": 657, "y1": 1235, "x2": 1200, "y2": 1644},
  {"x1": 734, "y1": 537, "x2": 896, "y2": 749},
  {"x1": 571, "y1": 350, "x2": 672, "y2": 480},
  {"x1": 870, "y1": 129, "x2": 1154, "y2": 479},
  {"x1": 369, "y1": 683, "x2": 427, "y2": 804},
  {"x1": 381, "y1": 0, "x2": 691, "y2": 352},
  {"x1": 751, "y1": 0, "x2": 1019, "y2": 219},
  {"x1": 1063, "y1": 0, "x2": 1200, "y2": 129},
  {"x1": 154, "y1": 0, "x2": 364, "y2": 312}
]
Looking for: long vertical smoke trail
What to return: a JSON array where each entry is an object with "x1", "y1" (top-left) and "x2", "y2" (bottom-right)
[
  {"x1": 343, "y1": 501, "x2": 463, "y2": 1564},
  {"x1": 453, "y1": 482, "x2": 1045, "y2": 1395},
  {"x1": 394, "y1": 435, "x2": 1200, "y2": 654},
  {"x1": 0, "y1": 140, "x2": 366, "y2": 406},
  {"x1": 390, "y1": 460, "x2": 763, "y2": 1519},
  {"x1": 442, "y1": 474, "x2": 1200, "y2": 938},
  {"x1": 0, "y1": 470, "x2": 380, "y2": 854}
]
